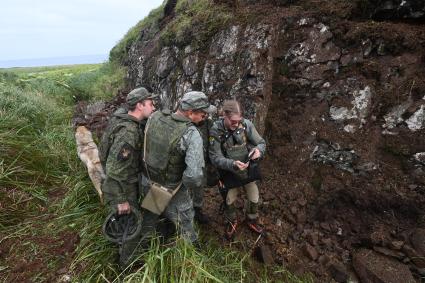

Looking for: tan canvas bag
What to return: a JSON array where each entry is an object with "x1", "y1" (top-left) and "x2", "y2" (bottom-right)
[{"x1": 141, "y1": 182, "x2": 181, "y2": 215}]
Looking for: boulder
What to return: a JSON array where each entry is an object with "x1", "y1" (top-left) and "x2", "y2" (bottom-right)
[
  {"x1": 353, "y1": 249, "x2": 415, "y2": 283},
  {"x1": 372, "y1": 0, "x2": 425, "y2": 20},
  {"x1": 310, "y1": 141, "x2": 358, "y2": 173},
  {"x1": 388, "y1": 240, "x2": 404, "y2": 250}
]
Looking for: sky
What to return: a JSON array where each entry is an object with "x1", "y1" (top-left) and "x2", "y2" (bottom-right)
[{"x1": 0, "y1": 0, "x2": 164, "y2": 61}]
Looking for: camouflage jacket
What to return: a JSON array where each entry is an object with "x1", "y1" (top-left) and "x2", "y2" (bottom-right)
[
  {"x1": 208, "y1": 117, "x2": 266, "y2": 173},
  {"x1": 165, "y1": 123, "x2": 206, "y2": 210},
  {"x1": 101, "y1": 111, "x2": 144, "y2": 204},
  {"x1": 179, "y1": 124, "x2": 205, "y2": 190}
]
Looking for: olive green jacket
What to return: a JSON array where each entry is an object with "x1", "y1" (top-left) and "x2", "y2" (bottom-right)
[
  {"x1": 208, "y1": 118, "x2": 266, "y2": 173},
  {"x1": 101, "y1": 112, "x2": 143, "y2": 205}
]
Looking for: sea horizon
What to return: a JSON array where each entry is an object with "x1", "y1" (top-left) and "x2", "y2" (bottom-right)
[{"x1": 0, "y1": 54, "x2": 109, "y2": 68}]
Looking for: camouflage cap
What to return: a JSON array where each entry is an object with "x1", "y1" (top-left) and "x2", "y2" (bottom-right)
[
  {"x1": 180, "y1": 91, "x2": 216, "y2": 113},
  {"x1": 126, "y1": 87, "x2": 159, "y2": 106}
]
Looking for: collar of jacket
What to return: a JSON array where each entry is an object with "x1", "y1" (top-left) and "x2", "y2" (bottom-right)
[
  {"x1": 114, "y1": 112, "x2": 142, "y2": 124},
  {"x1": 220, "y1": 117, "x2": 245, "y2": 134},
  {"x1": 171, "y1": 112, "x2": 192, "y2": 123}
]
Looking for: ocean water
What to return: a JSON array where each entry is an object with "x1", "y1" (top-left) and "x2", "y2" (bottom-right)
[{"x1": 0, "y1": 54, "x2": 109, "y2": 68}]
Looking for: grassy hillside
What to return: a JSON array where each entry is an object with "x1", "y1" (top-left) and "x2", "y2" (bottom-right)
[
  {"x1": 0, "y1": 64, "x2": 311, "y2": 282},
  {"x1": 0, "y1": 63, "x2": 123, "y2": 281},
  {"x1": 109, "y1": 0, "x2": 232, "y2": 64}
]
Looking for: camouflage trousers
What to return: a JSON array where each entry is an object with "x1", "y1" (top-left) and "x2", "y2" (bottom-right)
[
  {"x1": 104, "y1": 203, "x2": 143, "y2": 267},
  {"x1": 191, "y1": 186, "x2": 205, "y2": 209},
  {"x1": 103, "y1": 179, "x2": 142, "y2": 268},
  {"x1": 118, "y1": 230, "x2": 142, "y2": 267},
  {"x1": 140, "y1": 185, "x2": 197, "y2": 246}
]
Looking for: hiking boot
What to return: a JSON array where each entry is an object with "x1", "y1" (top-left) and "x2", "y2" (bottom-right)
[
  {"x1": 247, "y1": 219, "x2": 264, "y2": 234},
  {"x1": 194, "y1": 207, "x2": 210, "y2": 224},
  {"x1": 225, "y1": 219, "x2": 238, "y2": 240}
]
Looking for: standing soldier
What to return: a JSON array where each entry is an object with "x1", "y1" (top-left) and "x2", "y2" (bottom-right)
[
  {"x1": 209, "y1": 100, "x2": 266, "y2": 239},
  {"x1": 140, "y1": 91, "x2": 215, "y2": 245},
  {"x1": 100, "y1": 87, "x2": 157, "y2": 268}
]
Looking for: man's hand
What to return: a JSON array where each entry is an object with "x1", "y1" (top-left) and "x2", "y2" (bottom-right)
[
  {"x1": 249, "y1": 148, "x2": 261, "y2": 160},
  {"x1": 117, "y1": 201, "x2": 131, "y2": 215},
  {"x1": 234, "y1": 160, "x2": 249, "y2": 171}
]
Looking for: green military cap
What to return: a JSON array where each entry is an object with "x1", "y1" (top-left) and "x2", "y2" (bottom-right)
[
  {"x1": 126, "y1": 87, "x2": 159, "y2": 106},
  {"x1": 180, "y1": 91, "x2": 216, "y2": 113}
]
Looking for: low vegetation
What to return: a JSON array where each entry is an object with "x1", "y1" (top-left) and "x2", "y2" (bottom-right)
[
  {"x1": 109, "y1": 0, "x2": 232, "y2": 65},
  {"x1": 160, "y1": 0, "x2": 232, "y2": 47}
]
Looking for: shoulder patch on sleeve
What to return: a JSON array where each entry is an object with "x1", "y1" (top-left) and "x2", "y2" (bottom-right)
[
  {"x1": 117, "y1": 142, "x2": 133, "y2": 161},
  {"x1": 209, "y1": 136, "x2": 215, "y2": 146}
]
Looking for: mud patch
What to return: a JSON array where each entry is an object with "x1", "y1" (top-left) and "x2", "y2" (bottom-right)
[{"x1": 0, "y1": 226, "x2": 79, "y2": 282}]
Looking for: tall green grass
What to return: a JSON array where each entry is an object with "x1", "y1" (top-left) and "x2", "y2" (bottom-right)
[
  {"x1": 0, "y1": 63, "x2": 125, "y2": 200},
  {"x1": 0, "y1": 63, "x2": 125, "y2": 278}
]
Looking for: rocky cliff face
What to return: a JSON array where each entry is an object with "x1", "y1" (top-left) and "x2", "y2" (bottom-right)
[
  {"x1": 125, "y1": 14, "x2": 276, "y2": 133},
  {"x1": 110, "y1": 0, "x2": 425, "y2": 281}
]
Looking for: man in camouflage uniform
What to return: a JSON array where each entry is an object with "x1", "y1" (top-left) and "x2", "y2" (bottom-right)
[
  {"x1": 100, "y1": 87, "x2": 157, "y2": 267},
  {"x1": 192, "y1": 108, "x2": 219, "y2": 224},
  {"x1": 140, "y1": 91, "x2": 215, "y2": 245},
  {"x1": 209, "y1": 100, "x2": 266, "y2": 239}
]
